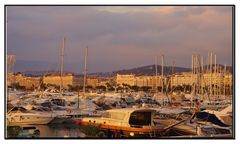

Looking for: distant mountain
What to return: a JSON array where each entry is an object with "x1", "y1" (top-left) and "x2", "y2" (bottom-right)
[
  {"x1": 23, "y1": 70, "x2": 57, "y2": 76},
  {"x1": 14, "y1": 60, "x2": 57, "y2": 73},
  {"x1": 15, "y1": 63, "x2": 232, "y2": 77},
  {"x1": 90, "y1": 64, "x2": 232, "y2": 77},
  {"x1": 112, "y1": 65, "x2": 191, "y2": 76},
  {"x1": 89, "y1": 65, "x2": 191, "y2": 77}
]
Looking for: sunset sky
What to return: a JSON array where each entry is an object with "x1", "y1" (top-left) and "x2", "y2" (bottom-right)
[{"x1": 6, "y1": 6, "x2": 233, "y2": 73}]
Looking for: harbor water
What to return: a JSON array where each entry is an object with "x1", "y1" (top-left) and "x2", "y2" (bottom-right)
[{"x1": 7, "y1": 124, "x2": 87, "y2": 138}]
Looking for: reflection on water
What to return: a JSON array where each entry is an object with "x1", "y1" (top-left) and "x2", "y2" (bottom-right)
[
  {"x1": 7, "y1": 123, "x2": 189, "y2": 138},
  {"x1": 7, "y1": 124, "x2": 87, "y2": 138}
]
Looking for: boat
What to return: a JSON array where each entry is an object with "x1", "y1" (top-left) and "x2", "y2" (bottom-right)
[
  {"x1": 196, "y1": 105, "x2": 232, "y2": 127},
  {"x1": 75, "y1": 108, "x2": 178, "y2": 137},
  {"x1": 7, "y1": 107, "x2": 54, "y2": 125},
  {"x1": 154, "y1": 107, "x2": 232, "y2": 137}
]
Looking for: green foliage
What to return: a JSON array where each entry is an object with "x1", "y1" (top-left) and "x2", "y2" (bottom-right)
[
  {"x1": 129, "y1": 85, "x2": 139, "y2": 92},
  {"x1": 7, "y1": 126, "x2": 21, "y2": 138},
  {"x1": 11, "y1": 83, "x2": 26, "y2": 90},
  {"x1": 86, "y1": 85, "x2": 93, "y2": 89},
  {"x1": 80, "y1": 125, "x2": 104, "y2": 138},
  {"x1": 140, "y1": 86, "x2": 151, "y2": 92},
  {"x1": 96, "y1": 85, "x2": 106, "y2": 91},
  {"x1": 67, "y1": 85, "x2": 83, "y2": 92}
]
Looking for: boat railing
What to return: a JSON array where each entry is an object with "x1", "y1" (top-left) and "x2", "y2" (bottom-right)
[{"x1": 130, "y1": 125, "x2": 142, "y2": 128}]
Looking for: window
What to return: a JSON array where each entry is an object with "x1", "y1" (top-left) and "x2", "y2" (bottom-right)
[
  {"x1": 129, "y1": 112, "x2": 151, "y2": 126},
  {"x1": 102, "y1": 112, "x2": 110, "y2": 118},
  {"x1": 111, "y1": 113, "x2": 126, "y2": 120}
]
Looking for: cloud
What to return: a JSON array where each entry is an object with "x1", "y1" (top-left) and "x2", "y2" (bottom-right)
[{"x1": 6, "y1": 6, "x2": 233, "y2": 73}]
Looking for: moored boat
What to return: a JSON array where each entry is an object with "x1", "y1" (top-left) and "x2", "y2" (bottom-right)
[
  {"x1": 75, "y1": 108, "x2": 173, "y2": 137},
  {"x1": 7, "y1": 107, "x2": 54, "y2": 126}
]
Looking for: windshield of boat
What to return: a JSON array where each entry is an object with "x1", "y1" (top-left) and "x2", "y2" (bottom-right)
[
  {"x1": 10, "y1": 107, "x2": 28, "y2": 113},
  {"x1": 102, "y1": 112, "x2": 126, "y2": 120},
  {"x1": 129, "y1": 111, "x2": 152, "y2": 126},
  {"x1": 102, "y1": 112, "x2": 111, "y2": 118}
]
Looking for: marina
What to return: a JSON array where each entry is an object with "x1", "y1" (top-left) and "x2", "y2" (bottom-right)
[
  {"x1": 5, "y1": 5, "x2": 234, "y2": 139},
  {"x1": 6, "y1": 46, "x2": 233, "y2": 138},
  {"x1": 6, "y1": 86, "x2": 233, "y2": 138},
  {"x1": 6, "y1": 45, "x2": 233, "y2": 138}
]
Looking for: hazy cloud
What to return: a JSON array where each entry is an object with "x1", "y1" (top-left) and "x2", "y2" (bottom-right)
[{"x1": 6, "y1": 6, "x2": 233, "y2": 73}]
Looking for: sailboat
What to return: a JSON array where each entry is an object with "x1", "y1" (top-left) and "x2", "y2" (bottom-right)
[{"x1": 153, "y1": 55, "x2": 170, "y2": 106}]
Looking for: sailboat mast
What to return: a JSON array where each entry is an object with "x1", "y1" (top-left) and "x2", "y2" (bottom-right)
[
  {"x1": 171, "y1": 61, "x2": 175, "y2": 90},
  {"x1": 201, "y1": 56, "x2": 204, "y2": 96},
  {"x1": 83, "y1": 47, "x2": 88, "y2": 96},
  {"x1": 210, "y1": 52, "x2": 212, "y2": 101},
  {"x1": 224, "y1": 64, "x2": 226, "y2": 96},
  {"x1": 193, "y1": 54, "x2": 196, "y2": 94},
  {"x1": 155, "y1": 56, "x2": 158, "y2": 92},
  {"x1": 214, "y1": 54, "x2": 217, "y2": 106},
  {"x1": 191, "y1": 54, "x2": 194, "y2": 93},
  {"x1": 60, "y1": 37, "x2": 65, "y2": 96},
  {"x1": 161, "y1": 55, "x2": 164, "y2": 94}
]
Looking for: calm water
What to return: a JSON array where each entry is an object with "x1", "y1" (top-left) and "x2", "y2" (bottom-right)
[
  {"x1": 7, "y1": 124, "x2": 88, "y2": 138},
  {"x1": 7, "y1": 123, "x2": 190, "y2": 138}
]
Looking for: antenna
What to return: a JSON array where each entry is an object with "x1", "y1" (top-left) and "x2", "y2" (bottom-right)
[
  {"x1": 60, "y1": 37, "x2": 65, "y2": 96},
  {"x1": 161, "y1": 55, "x2": 164, "y2": 94},
  {"x1": 155, "y1": 56, "x2": 158, "y2": 92},
  {"x1": 83, "y1": 46, "x2": 88, "y2": 96}
]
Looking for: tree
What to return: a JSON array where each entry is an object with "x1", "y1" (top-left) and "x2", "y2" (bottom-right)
[
  {"x1": 140, "y1": 86, "x2": 151, "y2": 92},
  {"x1": 96, "y1": 85, "x2": 106, "y2": 91},
  {"x1": 130, "y1": 85, "x2": 139, "y2": 92},
  {"x1": 11, "y1": 83, "x2": 26, "y2": 90},
  {"x1": 86, "y1": 85, "x2": 93, "y2": 90},
  {"x1": 105, "y1": 82, "x2": 115, "y2": 91},
  {"x1": 68, "y1": 85, "x2": 82, "y2": 92}
]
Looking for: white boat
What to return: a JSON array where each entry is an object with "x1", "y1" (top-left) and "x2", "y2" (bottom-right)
[
  {"x1": 196, "y1": 105, "x2": 232, "y2": 127},
  {"x1": 7, "y1": 107, "x2": 54, "y2": 125},
  {"x1": 154, "y1": 107, "x2": 232, "y2": 137}
]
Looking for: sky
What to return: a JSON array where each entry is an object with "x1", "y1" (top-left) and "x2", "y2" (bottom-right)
[{"x1": 6, "y1": 6, "x2": 233, "y2": 73}]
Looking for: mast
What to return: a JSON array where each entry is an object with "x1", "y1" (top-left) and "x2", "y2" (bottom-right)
[
  {"x1": 196, "y1": 55, "x2": 199, "y2": 94},
  {"x1": 201, "y1": 56, "x2": 204, "y2": 96},
  {"x1": 214, "y1": 54, "x2": 217, "y2": 106},
  {"x1": 207, "y1": 52, "x2": 210, "y2": 94},
  {"x1": 171, "y1": 61, "x2": 175, "y2": 90},
  {"x1": 210, "y1": 52, "x2": 212, "y2": 102},
  {"x1": 60, "y1": 37, "x2": 65, "y2": 96},
  {"x1": 161, "y1": 55, "x2": 164, "y2": 94},
  {"x1": 218, "y1": 64, "x2": 221, "y2": 96},
  {"x1": 207, "y1": 52, "x2": 209, "y2": 73},
  {"x1": 194, "y1": 55, "x2": 196, "y2": 94},
  {"x1": 155, "y1": 56, "x2": 158, "y2": 92},
  {"x1": 83, "y1": 47, "x2": 88, "y2": 97},
  {"x1": 224, "y1": 64, "x2": 226, "y2": 96},
  {"x1": 191, "y1": 54, "x2": 194, "y2": 94}
]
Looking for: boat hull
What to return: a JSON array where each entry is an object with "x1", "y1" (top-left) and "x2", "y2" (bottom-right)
[
  {"x1": 7, "y1": 114, "x2": 54, "y2": 125},
  {"x1": 76, "y1": 119, "x2": 165, "y2": 137}
]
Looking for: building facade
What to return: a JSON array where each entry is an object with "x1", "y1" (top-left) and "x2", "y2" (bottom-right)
[
  {"x1": 116, "y1": 72, "x2": 232, "y2": 91},
  {"x1": 7, "y1": 73, "x2": 41, "y2": 89},
  {"x1": 116, "y1": 74, "x2": 165, "y2": 87}
]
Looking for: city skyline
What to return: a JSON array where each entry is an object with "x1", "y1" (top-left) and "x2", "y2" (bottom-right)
[{"x1": 6, "y1": 6, "x2": 233, "y2": 73}]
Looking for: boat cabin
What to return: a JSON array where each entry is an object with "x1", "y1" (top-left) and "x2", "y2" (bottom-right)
[
  {"x1": 77, "y1": 108, "x2": 165, "y2": 137},
  {"x1": 99, "y1": 108, "x2": 155, "y2": 128}
]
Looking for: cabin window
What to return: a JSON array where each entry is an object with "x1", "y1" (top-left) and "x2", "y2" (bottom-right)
[
  {"x1": 111, "y1": 113, "x2": 126, "y2": 120},
  {"x1": 102, "y1": 112, "x2": 111, "y2": 118},
  {"x1": 129, "y1": 112, "x2": 151, "y2": 126}
]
